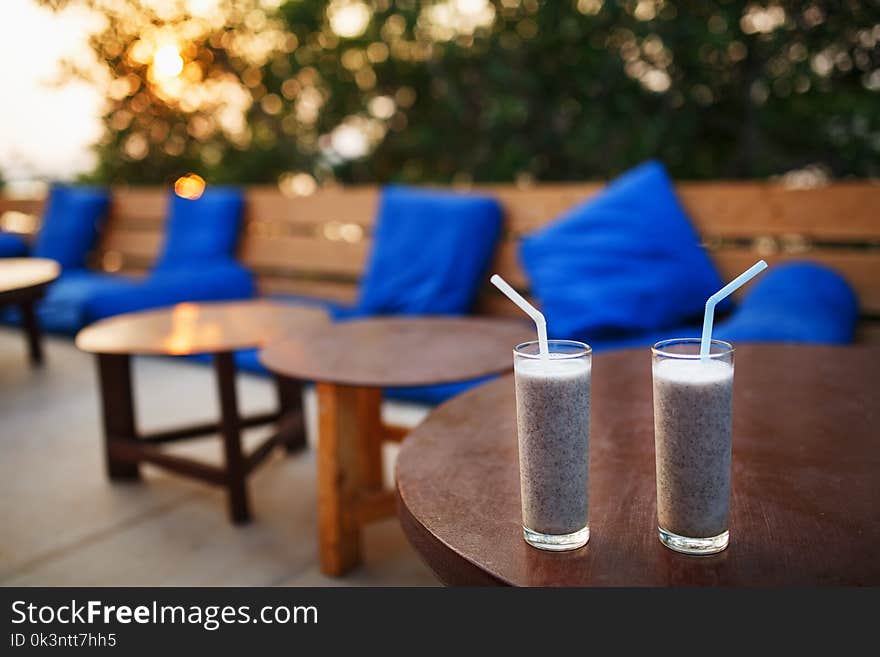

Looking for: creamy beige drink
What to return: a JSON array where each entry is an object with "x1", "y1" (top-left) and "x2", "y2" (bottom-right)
[
  {"x1": 652, "y1": 339, "x2": 734, "y2": 555},
  {"x1": 514, "y1": 340, "x2": 591, "y2": 551}
]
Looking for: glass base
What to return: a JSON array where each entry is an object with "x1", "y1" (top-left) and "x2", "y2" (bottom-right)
[
  {"x1": 658, "y1": 527, "x2": 729, "y2": 555},
  {"x1": 523, "y1": 525, "x2": 589, "y2": 551}
]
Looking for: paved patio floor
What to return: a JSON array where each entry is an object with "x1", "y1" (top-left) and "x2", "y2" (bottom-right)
[{"x1": 0, "y1": 327, "x2": 438, "y2": 586}]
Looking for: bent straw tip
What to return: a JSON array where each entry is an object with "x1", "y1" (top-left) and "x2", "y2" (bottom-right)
[{"x1": 490, "y1": 273, "x2": 549, "y2": 357}]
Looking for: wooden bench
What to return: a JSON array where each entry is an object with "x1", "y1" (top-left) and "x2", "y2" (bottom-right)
[{"x1": 2, "y1": 182, "x2": 878, "y2": 341}]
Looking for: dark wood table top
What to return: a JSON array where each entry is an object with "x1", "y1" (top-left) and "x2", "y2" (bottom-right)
[
  {"x1": 0, "y1": 258, "x2": 59, "y2": 295},
  {"x1": 76, "y1": 300, "x2": 329, "y2": 356},
  {"x1": 260, "y1": 316, "x2": 533, "y2": 387},
  {"x1": 397, "y1": 345, "x2": 880, "y2": 586}
]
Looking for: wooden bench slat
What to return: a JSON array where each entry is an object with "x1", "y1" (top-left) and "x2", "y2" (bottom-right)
[
  {"x1": 680, "y1": 183, "x2": 880, "y2": 241},
  {"x1": 0, "y1": 199, "x2": 45, "y2": 215},
  {"x1": 257, "y1": 277, "x2": 360, "y2": 305},
  {"x1": 246, "y1": 187, "x2": 379, "y2": 228},
  {"x1": 99, "y1": 230, "x2": 163, "y2": 263},
  {"x1": 240, "y1": 235, "x2": 368, "y2": 276},
  {"x1": 474, "y1": 290, "x2": 539, "y2": 318},
  {"x1": 474, "y1": 185, "x2": 602, "y2": 235},
  {"x1": 488, "y1": 242, "x2": 527, "y2": 289},
  {"x1": 110, "y1": 189, "x2": 168, "y2": 224},
  {"x1": 474, "y1": 182, "x2": 880, "y2": 241},
  {"x1": 856, "y1": 321, "x2": 880, "y2": 343}
]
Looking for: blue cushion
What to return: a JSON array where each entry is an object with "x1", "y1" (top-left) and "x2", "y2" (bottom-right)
[
  {"x1": 83, "y1": 261, "x2": 255, "y2": 323},
  {"x1": 713, "y1": 262, "x2": 857, "y2": 344},
  {"x1": 155, "y1": 188, "x2": 244, "y2": 271},
  {"x1": 233, "y1": 347, "x2": 264, "y2": 373},
  {"x1": 520, "y1": 161, "x2": 725, "y2": 340},
  {"x1": 575, "y1": 262, "x2": 858, "y2": 351},
  {"x1": 355, "y1": 185, "x2": 502, "y2": 315},
  {"x1": 35, "y1": 270, "x2": 138, "y2": 334},
  {"x1": 32, "y1": 185, "x2": 109, "y2": 269},
  {"x1": 0, "y1": 232, "x2": 29, "y2": 258}
]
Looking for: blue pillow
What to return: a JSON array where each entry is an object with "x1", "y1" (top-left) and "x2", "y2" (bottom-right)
[
  {"x1": 155, "y1": 187, "x2": 244, "y2": 271},
  {"x1": 519, "y1": 161, "x2": 724, "y2": 339},
  {"x1": 32, "y1": 185, "x2": 109, "y2": 269},
  {"x1": 355, "y1": 185, "x2": 502, "y2": 315}
]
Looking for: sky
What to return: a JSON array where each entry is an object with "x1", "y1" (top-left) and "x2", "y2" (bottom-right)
[{"x1": 0, "y1": 0, "x2": 104, "y2": 184}]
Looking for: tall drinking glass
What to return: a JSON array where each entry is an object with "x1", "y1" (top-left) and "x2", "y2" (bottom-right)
[
  {"x1": 651, "y1": 338, "x2": 734, "y2": 555},
  {"x1": 514, "y1": 340, "x2": 591, "y2": 551}
]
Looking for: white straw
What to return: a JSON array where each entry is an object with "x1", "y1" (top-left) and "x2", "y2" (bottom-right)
[
  {"x1": 700, "y1": 260, "x2": 768, "y2": 359},
  {"x1": 490, "y1": 274, "x2": 549, "y2": 358}
]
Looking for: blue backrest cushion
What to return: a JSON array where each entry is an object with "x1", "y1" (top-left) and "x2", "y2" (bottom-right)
[
  {"x1": 155, "y1": 187, "x2": 244, "y2": 271},
  {"x1": 519, "y1": 161, "x2": 725, "y2": 340},
  {"x1": 356, "y1": 185, "x2": 503, "y2": 315},
  {"x1": 33, "y1": 185, "x2": 110, "y2": 269}
]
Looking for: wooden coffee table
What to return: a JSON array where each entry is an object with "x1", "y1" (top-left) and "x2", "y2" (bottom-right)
[
  {"x1": 397, "y1": 345, "x2": 880, "y2": 586},
  {"x1": 0, "y1": 258, "x2": 60, "y2": 365},
  {"x1": 260, "y1": 316, "x2": 532, "y2": 575},
  {"x1": 76, "y1": 300, "x2": 328, "y2": 524}
]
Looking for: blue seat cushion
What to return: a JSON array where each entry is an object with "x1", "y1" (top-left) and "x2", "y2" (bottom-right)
[
  {"x1": 32, "y1": 185, "x2": 110, "y2": 269},
  {"x1": 83, "y1": 261, "x2": 255, "y2": 323},
  {"x1": 0, "y1": 232, "x2": 29, "y2": 258},
  {"x1": 520, "y1": 161, "x2": 726, "y2": 340},
  {"x1": 155, "y1": 187, "x2": 244, "y2": 271},
  {"x1": 355, "y1": 185, "x2": 502, "y2": 315},
  {"x1": 36, "y1": 270, "x2": 139, "y2": 334}
]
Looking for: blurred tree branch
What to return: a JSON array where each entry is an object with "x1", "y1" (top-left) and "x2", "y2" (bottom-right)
[{"x1": 38, "y1": 0, "x2": 880, "y2": 185}]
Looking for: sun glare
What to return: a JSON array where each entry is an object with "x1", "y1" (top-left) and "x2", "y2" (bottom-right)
[{"x1": 153, "y1": 44, "x2": 184, "y2": 78}]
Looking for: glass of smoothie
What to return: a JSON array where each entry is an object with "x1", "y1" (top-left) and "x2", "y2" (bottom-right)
[
  {"x1": 651, "y1": 338, "x2": 734, "y2": 555},
  {"x1": 514, "y1": 339, "x2": 591, "y2": 551}
]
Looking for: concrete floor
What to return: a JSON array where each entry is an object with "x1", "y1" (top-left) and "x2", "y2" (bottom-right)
[{"x1": 0, "y1": 327, "x2": 438, "y2": 586}]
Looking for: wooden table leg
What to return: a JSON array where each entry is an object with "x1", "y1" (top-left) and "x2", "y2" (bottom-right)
[
  {"x1": 357, "y1": 387, "x2": 384, "y2": 492},
  {"x1": 214, "y1": 352, "x2": 250, "y2": 525},
  {"x1": 316, "y1": 383, "x2": 384, "y2": 576},
  {"x1": 96, "y1": 353, "x2": 140, "y2": 480},
  {"x1": 275, "y1": 375, "x2": 307, "y2": 452},
  {"x1": 20, "y1": 299, "x2": 43, "y2": 366}
]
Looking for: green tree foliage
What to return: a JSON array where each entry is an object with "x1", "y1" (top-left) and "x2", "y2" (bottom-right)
[{"x1": 49, "y1": 0, "x2": 880, "y2": 185}]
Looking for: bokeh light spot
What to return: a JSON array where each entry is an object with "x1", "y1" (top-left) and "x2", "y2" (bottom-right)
[
  {"x1": 328, "y1": 1, "x2": 372, "y2": 39},
  {"x1": 153, "y1": 44, "x2": 184, "y2": 78},
  {"x1": 174, "y1": 173, "x2": 206, "y2": 199}
]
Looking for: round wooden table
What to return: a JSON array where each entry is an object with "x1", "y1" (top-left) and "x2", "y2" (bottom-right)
[
  {"x1": 0, "y1": 258, "x2": 60, "y2": 365},
  {"x1": 260, "y1": 316, "x2": 533, "y2": 575},
  {"x1": 397, "y1": 345, "x2": 880, "y2": 586},
  {"x1": 76, "y1": 300, "x2": 329, "y2": 524}
]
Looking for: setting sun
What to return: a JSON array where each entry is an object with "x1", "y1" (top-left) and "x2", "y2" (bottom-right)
[{"x1": 152, "y1": 44, "x2": 183, "y2": 78}]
